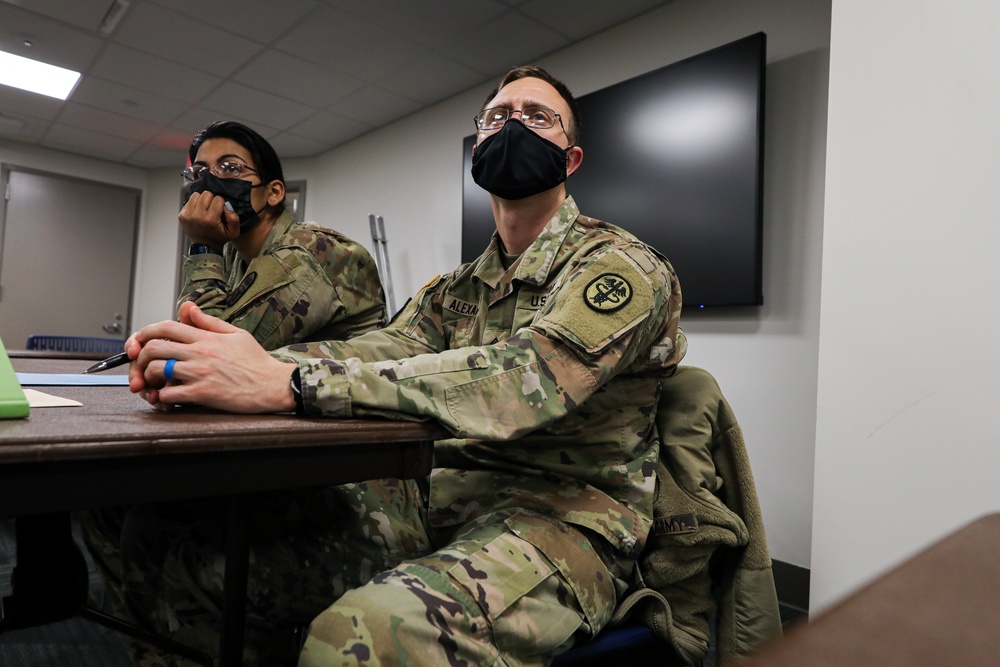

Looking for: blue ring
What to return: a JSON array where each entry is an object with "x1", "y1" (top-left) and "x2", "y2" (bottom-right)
[{"x1": 164, "y1": 358, "x2": 177, "y2": 382}]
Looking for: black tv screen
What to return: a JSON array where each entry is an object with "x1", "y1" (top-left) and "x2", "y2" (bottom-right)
[{"x1": 462, "y1": 32, "x2": 766, "y2": 308}]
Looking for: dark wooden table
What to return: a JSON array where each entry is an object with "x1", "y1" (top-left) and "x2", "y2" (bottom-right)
[
  {"x1": 1, "y1": 357, "x2": 444, "y2": 665},
  {"x1": 741, "y1": 513, "x2": 1000, "y2": 666}
]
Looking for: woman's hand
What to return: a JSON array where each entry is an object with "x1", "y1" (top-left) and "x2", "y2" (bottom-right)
[{"x1": 178, "y1": 191, "x2": 240, "y2": 248}]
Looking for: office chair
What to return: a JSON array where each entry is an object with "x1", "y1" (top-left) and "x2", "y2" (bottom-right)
[{"x1": 25, "y1": 335, "x2": 126, "y2": 355}]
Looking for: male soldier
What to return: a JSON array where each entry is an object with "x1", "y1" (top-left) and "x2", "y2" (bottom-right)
[
  {"x1": 127, "y1": 65, "x2": 685, "y2": 666},
  {"x1": 176, "y1": 120, "x2": 386, "y2": 349}
]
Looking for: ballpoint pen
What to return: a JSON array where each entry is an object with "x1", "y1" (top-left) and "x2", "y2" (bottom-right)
[{"x1": 84, "y1": 351, "x2": 130, "y2": 374}]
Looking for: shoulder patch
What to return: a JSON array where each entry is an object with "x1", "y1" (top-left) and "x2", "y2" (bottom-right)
[
  {"x1": 224, "y1": 271, "x2": 256, "y2": 307},
  {"x1": 584, "y1": 273, "x2": 632, "y2": 313},
  {"x1": 219, "y1": 255, "x2": 294, "y2": 319},
  {"x1": 539, "y1": 247, "x2": 655, "y2": 354}
]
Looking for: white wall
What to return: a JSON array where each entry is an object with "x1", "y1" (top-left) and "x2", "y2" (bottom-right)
[{"x1": 812, "y1": 0, "x2": 1000, "y2": 610}]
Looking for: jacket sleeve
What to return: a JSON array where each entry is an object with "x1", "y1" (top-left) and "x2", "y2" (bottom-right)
[
  {"x1": 291, "y1": 242, "x2": 682, "y2": 440},
  {"x1": 180, "y1": 241, "x2": 384, "y2": 351}
]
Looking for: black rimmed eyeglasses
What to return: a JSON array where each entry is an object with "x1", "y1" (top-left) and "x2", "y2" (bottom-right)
[{"x1": 181, "y1": 161, "x2": 259, "y2": 183}]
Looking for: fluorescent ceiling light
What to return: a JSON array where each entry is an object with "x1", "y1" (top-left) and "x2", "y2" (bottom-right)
[{"x1": 0, "y1": 50, "x2": 80, "y2": 100}]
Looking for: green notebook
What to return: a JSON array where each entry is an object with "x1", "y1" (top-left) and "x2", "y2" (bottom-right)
[{"x1": 0, "y1": 335, "x2": 30, "y2": 419}]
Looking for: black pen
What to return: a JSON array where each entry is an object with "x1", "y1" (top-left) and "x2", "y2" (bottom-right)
[{"x1": 84, "y1": 351, "x2": 130, "y2": 374}]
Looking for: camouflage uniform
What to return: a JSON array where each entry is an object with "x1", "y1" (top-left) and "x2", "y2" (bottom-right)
[
  {"x1": 178, "y1": 210, "x2": 387, "y2": 350},
  {"x1": 81, "y1": 212, "x2": 387, "y2": 664},
  {"x1": 121, "y1": 196, "x2": 685, "y2": 666}
]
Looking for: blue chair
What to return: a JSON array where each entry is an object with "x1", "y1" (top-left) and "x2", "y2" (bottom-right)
[
  {"x1": 26, "y1": 335, "x2": 126, "y2": 355},
  {"x1": 552, "y1": 624, "x2": 667, "y2": 666}
]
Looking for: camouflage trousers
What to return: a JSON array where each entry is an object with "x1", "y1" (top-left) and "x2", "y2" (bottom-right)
[{"x1": 82, "y1": 478, "x2": 631, "y2": 666}]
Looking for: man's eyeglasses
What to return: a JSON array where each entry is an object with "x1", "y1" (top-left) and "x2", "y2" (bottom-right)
[
  {"x1": 474, "y1": 106, "x2": 566, "y2": 134},
  {"x1": 181, "y1": 161, "x2": 258, "y2": 183}
]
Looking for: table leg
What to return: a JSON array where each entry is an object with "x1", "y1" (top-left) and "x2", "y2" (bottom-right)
[
  {"x1": 0, "y1": 513, "x2": 87, "y2": 631},
  {"x1": 218, "y1": 495, "x2": 250, "y2": 667}
]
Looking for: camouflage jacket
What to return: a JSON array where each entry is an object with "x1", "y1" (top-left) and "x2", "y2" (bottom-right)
[
  {"x1": 277, "y1": 196, "x2": 686, "y2": 556},
  {"x1": 177, "y1": 211, "x2": 387, "y2": 350}
]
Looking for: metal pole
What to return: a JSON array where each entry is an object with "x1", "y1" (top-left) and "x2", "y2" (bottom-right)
[{"x1": 368, "y1": 214, "x2": 396, "y2": 314}]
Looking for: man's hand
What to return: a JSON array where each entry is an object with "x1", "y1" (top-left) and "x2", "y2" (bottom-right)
[
  {"x1": 128, "y1": 302, "x2": 297, "y2": 413},
  {"x1": 179, "y1": 191, "x2": 240, "y2": 248}
]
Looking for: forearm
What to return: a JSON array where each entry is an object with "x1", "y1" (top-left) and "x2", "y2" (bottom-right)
[
  {"x1": 176, "y1": 254, "x2": 231, "y2": 317},
  {"x1": 297, "y1": 330, "x2": 599, "y2": 439}
]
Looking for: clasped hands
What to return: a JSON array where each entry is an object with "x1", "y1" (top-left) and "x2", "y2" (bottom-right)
[{"x1": 126, "y1": 301, "x2": 296, "y2": 413}]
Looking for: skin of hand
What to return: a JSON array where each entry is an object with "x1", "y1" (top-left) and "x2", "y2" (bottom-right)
[
  {"x1": 126, "y1": 301, "x2": 296, "y2": 413},
  {"x1": 179, "y1": 190, "x2": 241, "y2": 248}
]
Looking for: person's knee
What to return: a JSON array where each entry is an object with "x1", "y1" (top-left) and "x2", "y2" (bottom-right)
[{"x1": 298, "y1": 567, "x2": 491, "y2": 667}]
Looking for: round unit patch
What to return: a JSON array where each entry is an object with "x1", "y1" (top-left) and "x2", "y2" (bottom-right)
[{"x1": 584, "y1": 273, "x2": 633, "y2": 312}]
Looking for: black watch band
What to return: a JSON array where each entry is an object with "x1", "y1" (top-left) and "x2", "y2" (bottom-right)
[
  {"x1": 188, "y1": 243, "x2": 222, "y2": 256},
  {"x1": 289, "y1": 366, "x2": 305, "y2": 415}
]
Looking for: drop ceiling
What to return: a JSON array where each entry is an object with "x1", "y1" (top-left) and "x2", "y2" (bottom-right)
[{"x1": 0, "y1": 0, "x2": 672, "y2": 168}]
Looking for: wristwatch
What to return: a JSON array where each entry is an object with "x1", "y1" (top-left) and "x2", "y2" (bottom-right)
[
  {"x1": 289, "y1": 366, "x2": 305, "y2": 415},
  {"x1": 188, "y1": 243, "x2": 222, "y2": 256}
]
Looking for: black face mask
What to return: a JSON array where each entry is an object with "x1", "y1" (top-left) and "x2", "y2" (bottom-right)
[
  {"x1": 187, "y1": 173, "x2": 265, "y2": 233},
  {"x1": 471, "y1": 120, "x2": 569, "y2": 200}
]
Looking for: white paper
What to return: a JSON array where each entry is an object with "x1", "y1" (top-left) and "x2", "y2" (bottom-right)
[{"x1": 22, "y1": 387, "x2": 83, "y2": 407}]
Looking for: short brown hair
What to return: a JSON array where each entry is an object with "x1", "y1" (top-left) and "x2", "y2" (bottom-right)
[{"x1": 482, "y1": 65, "x2": 582, "y2": 145}]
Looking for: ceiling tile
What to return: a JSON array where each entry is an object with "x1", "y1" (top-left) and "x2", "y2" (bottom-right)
[
  {"x1": 90, "y1": 44, "x2": 222, "y2": 102},
  {"x1": 434, "y1": 12, "x2": 571, "y2": 77},
  {"x1": 200, "y1": 81, "x2": 317, "y2": 130},
  {"x1": 57, "y1": 102, "x2": 160, "y2": 143},
  {"x1": 112, "y1": 2, "x2": 264, "y2": 77},
  {"x1": 124, "y1": 141, "x2": 188, "y2": 169},
  {"x1": 0, "y1": 3, "x2": 105, "y2": 71},
  {"x1": 234, "y1": 50, "x2": 365, "y2": 109},
  {"x1": 519, "y1": 0, "x2": 671, "y2": 40},
  {"x1": 325, "y1": 85, "x2": 422, "y2": 127},
  {"x1": 147, "y1": 0, "x2": 321, "y2": 43},
  {"x1": 0, "y1": 85, "x2": 66, "y2": 121},
  {"x1": 0, "y1": 113, "x2": 48, "y2": 143},
  {"x1": 70, "y1": 77, "x2": 187, "y2": 124},
  {"x1": 42, "y1": 123, "x2": 140, "y2": 162},
  {"x1": 169, "y1": 108, "x2": 279, "y2": 143},
  {"x1": 276, "y1": 5, "x2": 428, "y2": 82},
  {"x1": 376, "y1": 53, "x2": 487, "y2": 106},
  {"x1": 287, "y1": 110, "x2": 371, "y2": 146},
  {"x1": 326, "y1": 0, "x2": 508, "y2": 54},
  {"x1": 267, "y1": 131, "x2": 334, "y2": 159},
  {"x1": 0, "y1": 0, "x2": 122, "y2": 31}
]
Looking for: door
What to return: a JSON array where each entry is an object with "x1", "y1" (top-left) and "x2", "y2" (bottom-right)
[{"x1": 0, "y1": 167, "x2": 140, "y2": 348}]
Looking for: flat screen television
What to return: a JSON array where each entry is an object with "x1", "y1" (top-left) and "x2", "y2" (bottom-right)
[{"x1": 461, "y1": 32, "x2": 766, "y2": 308}]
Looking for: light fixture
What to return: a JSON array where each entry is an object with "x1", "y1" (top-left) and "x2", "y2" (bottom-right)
[{"x1": 0, "y1": 50, "x2": 80, "y2": 100}]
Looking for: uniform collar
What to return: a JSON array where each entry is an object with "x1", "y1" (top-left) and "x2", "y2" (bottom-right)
[{"x1": 472, "y1": 196, "x2": 582, "y2": 288}]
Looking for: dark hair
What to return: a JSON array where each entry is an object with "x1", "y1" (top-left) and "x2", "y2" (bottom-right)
[
  {"x1": 481, "y1": 65, "x2": 582, "y2": 145},
  {"x1": 189, "y1": 120, "x2": 286, "y2": 214}
]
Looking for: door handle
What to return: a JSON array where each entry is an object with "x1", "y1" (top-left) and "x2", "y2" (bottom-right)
[{"x1": 103, "y1": 313, "x2": 123, "y2": 335}]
